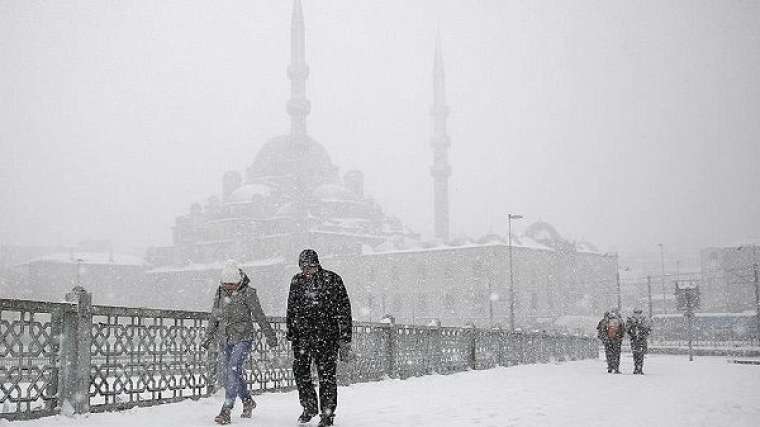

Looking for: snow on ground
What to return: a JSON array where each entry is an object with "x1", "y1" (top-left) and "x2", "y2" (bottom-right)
[{"x1": 5, "y1": 355, "x2": 759, "y2": 427}]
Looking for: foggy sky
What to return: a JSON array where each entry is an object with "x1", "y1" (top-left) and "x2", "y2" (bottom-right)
[{"x1": 1, "y1": 0, "x2": 759, "y2": 259}]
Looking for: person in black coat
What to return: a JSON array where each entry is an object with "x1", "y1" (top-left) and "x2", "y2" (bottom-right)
[
  {"x1": 286, "y1": 249, "x2": 352, "y2": 427},
  {"x1": 626, "y1": 308, "x2": 652, "y2": 374}
]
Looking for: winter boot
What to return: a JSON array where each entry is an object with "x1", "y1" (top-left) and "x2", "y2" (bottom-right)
[
  {"x1": 241, "y1": 398, "x2": 256, "y2": 418},
  {"x1": 298, "y1": 409, "x2": 318, "y2": 424},
  {"x1": 214, "y1": 406, "x2": 232, "y2": 425},
  {"x1": 318, "y1": 413, "x2": 335, "y2": 427}
]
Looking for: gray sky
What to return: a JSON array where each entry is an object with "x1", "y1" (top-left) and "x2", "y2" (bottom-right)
[{"x1": 1, "y1": 0, "x2": 759, "y2": 259}]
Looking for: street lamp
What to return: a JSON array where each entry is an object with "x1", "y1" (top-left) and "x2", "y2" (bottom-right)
[
  {"x1": 658, "y1": 243, "x2": 667, "y2": 314},
  {"x1": 75, "y1": 258, "x2": 84, "y2": 287},
  {"x1": 508, "y1": 213, "x2": 523, "y2": 331},
  {"x1": 614, "y1": 254, "x2": 621, "y2": 313}
]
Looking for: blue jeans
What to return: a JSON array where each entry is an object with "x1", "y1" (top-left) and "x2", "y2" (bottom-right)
[{"x1": 222, "y1": 340, "x2": 252, "y2": 408}]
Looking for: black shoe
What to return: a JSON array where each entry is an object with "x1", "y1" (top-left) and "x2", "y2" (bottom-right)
[
  {"x1": 214, "y1": 407, "x2": 231, "y2": 425},
  {"x1": 318, "y1": 414, "x2": 335, "y2": 427},
  {"x1": 298, "y1": 409, "x2": 318, "y2": 424},
  {"x1": 241, "y1": 398, "x2": 256, "y2": 418},
  {"x1": 607, "y1": 368, "x2": 612, "y2": 373}
]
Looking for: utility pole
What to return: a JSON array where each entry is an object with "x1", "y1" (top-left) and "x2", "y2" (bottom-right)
[
  {"x1": 507, "y1": 213, "x2": 523, "y2": 331},
  {"x1": 658, "y1": 243, "x2": 667, "y2": 314},
  {"x1": 488, "y1": 276, "x2": 494, "y2": 328},
  {"x1": 686, "y1": 303, "x2": 695, "y2": 362},
  {"x1": 754, "y1": 263, "x2": 759, "y2": 344},
  {"x1": 616, "y1": 270, "x2": 621, "y2": 313},
  {"x1": 647, "y1": 275, "x2": 653, "y2": 319},
  {"x1": 75, "y1": 258, "x2": 84, "y2": 288}
]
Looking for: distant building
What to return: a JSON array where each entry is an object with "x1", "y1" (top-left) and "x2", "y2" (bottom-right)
[
  {"x1": 141, "y1": 1, "x2": 617, "y2": 329},
  {"x1": 700, "y1": 244, "x2": 759, "y2": 313},
  {"x1": 22, "y1": 251, "x2": 147, "y2": 305},
  {"x1": 1, "y1": 242, "x2": 148, "y2": 305},
  {"x1": 2, "y1": 2, "x2": 617, "y2": 331}
]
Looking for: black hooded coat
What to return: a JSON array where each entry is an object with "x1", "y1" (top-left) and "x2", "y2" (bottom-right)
[{"x1": 286, "y1": 266, "x2": 352, "y2": 347}]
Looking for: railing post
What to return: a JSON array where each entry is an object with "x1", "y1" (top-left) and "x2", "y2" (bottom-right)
[
  {"x1": 382, "y1": 315, "x2": 397, "y2": 378},
  {"x1": 467, "y1": 324, "x2": 476, "y2": 370},
  {"x1": 496, "y1": 328, "x2": 504, "y2": 366},
  {"x1": 514, "y1": 330, "x2": 524, "y2": 364},
  {"x1": 429, "y1": 320, "x2": 442, "y2": 374},
  {"x1": 60, "y1": 287, "x2": 92, "y2": 415}
]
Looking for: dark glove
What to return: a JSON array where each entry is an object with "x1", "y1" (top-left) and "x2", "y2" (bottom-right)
[
  {"x1": 338, "y1": 342, "x2": 353, "y2": 362},
  {"x1": 266, "y1": 335, "x2": 278, "y2": 348}
]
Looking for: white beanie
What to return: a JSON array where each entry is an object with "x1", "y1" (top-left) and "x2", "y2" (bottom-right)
[{"x1": 220, "y1": 260, "x2": 241, "y2": 284}]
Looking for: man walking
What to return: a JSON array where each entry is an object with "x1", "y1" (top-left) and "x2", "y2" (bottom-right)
[
  {"x1": 626, "y1": 308, "x2": 652, "y2": 374},
  {"x1": 597, "y1": 309, "x2": 626, "y2": 373},
  {"x1": 287, "y1": 249, "x2": 352, "y2": 427}
]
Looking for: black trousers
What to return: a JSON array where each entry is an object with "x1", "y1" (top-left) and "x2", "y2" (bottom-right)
[
  {"x1": 632, "y1": 351, "x2": 645, "y2": 372},
  {"x1": 292, "y1": 339, "x2": 339, "y2": 416},
  {"x1": 604, "y1": 341, "x2": 622, "y2": 371}
]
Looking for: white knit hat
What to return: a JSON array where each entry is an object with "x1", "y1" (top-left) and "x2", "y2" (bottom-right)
[{"x1": 220, "y1": 260, "x2": 242, "y2": 284}]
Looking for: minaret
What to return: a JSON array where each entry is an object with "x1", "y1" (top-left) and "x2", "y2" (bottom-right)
[
  {"x1": 287, "y1": 0, "x2": 310, "y2": 139},
  {"x1": 430, "y1": 33, "x2": 452, "y2": 241}
]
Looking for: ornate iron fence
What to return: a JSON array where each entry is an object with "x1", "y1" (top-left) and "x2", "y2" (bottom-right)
[
  {"x1": 88, "y1": 304, "x2": 215, "y2": 412},
  {"x1": 0, "y1": 299, "x2": 71, "y2": 420},
  {"x1": 1, "y1": 288, "x2": 597, "y2": 421}
]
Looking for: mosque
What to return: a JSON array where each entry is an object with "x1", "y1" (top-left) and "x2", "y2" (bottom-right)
[{"x1": 144, "y1": 0, "x2": 618, "y2": 330}]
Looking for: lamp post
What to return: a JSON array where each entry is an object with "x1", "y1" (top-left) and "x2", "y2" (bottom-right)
[
  {"x1": 737, "y1": 245, "x2": 759, "y2": 344},
  {"x1": 616, "y1": 255, "x2": 621, "y2": 313},
  {"x1": 488, "y1": 275, "x2": 494, "y2": 328},
  {"x1": 646, "y1": 275, "x2": 653, "y2": 318},
  {"x1": 658, "y1": 243, "x2": 667, "y2": 314},
  {"x1": 75, "y1": 258, "x2": 84, "y2": 288},
  {"x1": 508, "y1": 213, "x2": 523, "y2": 331}
]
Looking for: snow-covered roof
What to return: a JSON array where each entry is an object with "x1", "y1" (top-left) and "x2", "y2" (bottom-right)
[
  {"x1": 147, "y1": 257, "x2": 285, "y2": 274},
  {"x1": 29, "y1": 252, "x2": 145, "y2": 266},
  {"x1": 364, "y1": 236, "x2": 564, "y2": 256}
]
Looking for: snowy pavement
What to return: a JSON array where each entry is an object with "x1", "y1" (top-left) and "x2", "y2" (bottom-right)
[{"x1": 5, "y1": 355, "x2": 759, "y2": 427}]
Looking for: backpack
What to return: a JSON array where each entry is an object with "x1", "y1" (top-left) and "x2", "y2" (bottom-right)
[{"x1": 607, "y1": 318, "x2": 621, "y2": 339}]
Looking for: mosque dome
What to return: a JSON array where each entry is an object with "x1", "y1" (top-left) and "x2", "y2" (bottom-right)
[
  {"x1": 228, "y1": 183, "x2": 272, "y2": 203},
  {"x1": 313, "y1": 183, "x2": 358, "y2": 201},
  {"x1": 247, "y1": 135, "x2": 337, "y2": 186}
]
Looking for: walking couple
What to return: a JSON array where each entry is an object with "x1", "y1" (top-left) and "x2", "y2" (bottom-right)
[{"x1": 201, "y1": 249, "x2": 352, "y2": 426}]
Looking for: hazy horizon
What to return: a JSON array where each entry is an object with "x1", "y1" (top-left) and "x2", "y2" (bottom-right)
[{"x1": 2, "y1": 0, "x2": 759, "y2": 261}]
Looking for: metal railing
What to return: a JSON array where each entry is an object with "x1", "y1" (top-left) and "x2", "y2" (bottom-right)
[
  {"x1": 1, "y1": 288, "x2": 597, "y2": 421},
  {"x1": 648, "y1": 337, "x2": 759, "y2": 349}
]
